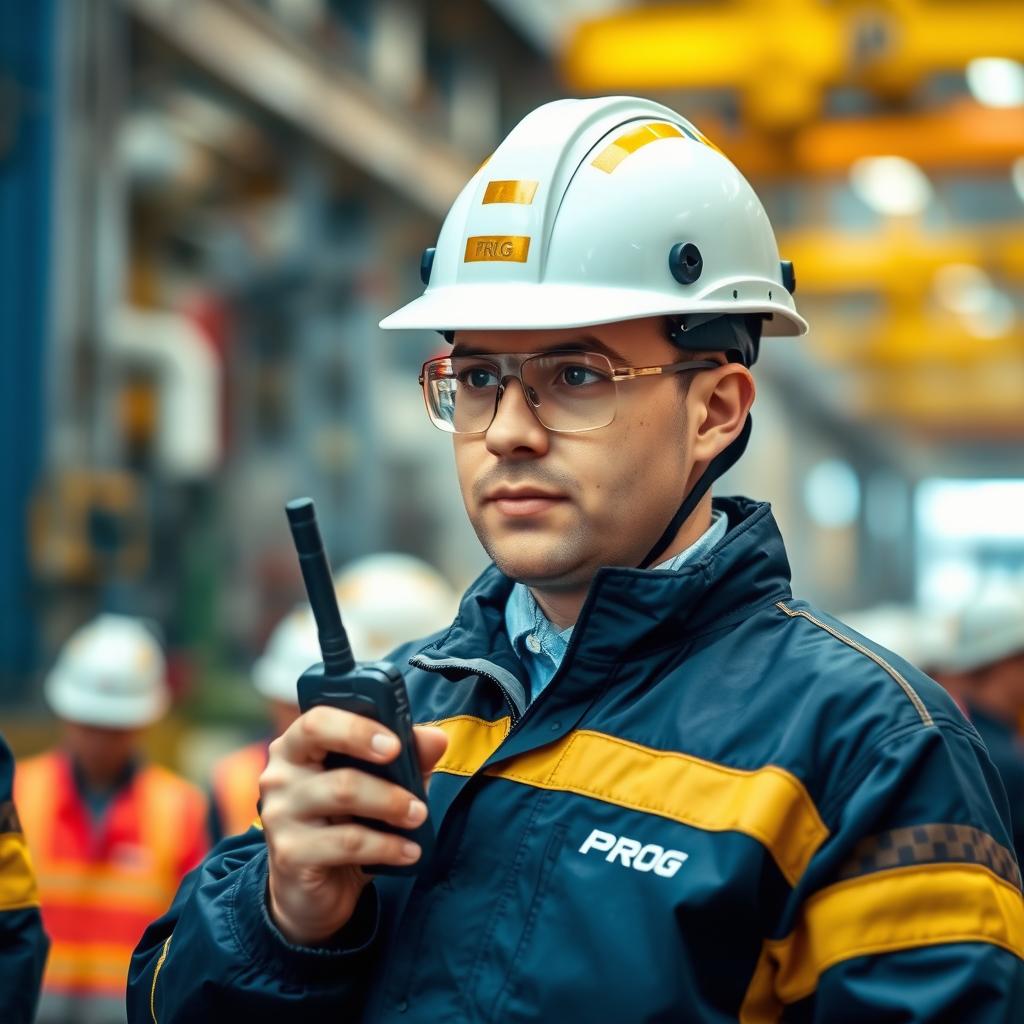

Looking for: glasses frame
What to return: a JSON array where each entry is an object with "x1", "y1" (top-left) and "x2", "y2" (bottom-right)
[{"x1": 418, "y1": 350, "x2": 721, "y2": 435}]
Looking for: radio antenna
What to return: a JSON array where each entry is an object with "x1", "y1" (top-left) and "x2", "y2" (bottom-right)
[{"x1": 285, "y1": 498, "x2": 355, "y2": 676}]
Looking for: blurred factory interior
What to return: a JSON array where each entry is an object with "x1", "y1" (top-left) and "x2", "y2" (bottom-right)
[{"x1": 2, "y1": 0, "x2": 1023, "y2": 765}]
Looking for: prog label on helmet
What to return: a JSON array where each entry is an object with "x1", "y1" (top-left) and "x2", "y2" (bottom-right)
[{"x1": 464, "y1": 235, "x2": 531, "y2": 263}]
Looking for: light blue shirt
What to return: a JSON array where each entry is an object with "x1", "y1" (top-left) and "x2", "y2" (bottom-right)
[{"x1": 504, "y1": 510, "x2": 729, "y2": 702}]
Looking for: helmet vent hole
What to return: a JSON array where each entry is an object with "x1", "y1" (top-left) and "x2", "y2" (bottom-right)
[
  {"x1": 668, "y1": 242, "x2": 703, "y2": 285},
  {"x1": 732, "y1": 289, "x2": 738, "y2": 299},
  {"x1": 768, "y1": 290, "x2": 773, "y2": 300}
]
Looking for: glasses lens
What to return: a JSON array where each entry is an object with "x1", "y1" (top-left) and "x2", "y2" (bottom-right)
[
  {"x1": 521, "y1": 352, "x2": 616, "y2": 431},
  {"x1": 424, "y1": 357, "x2": 500, "y2": 433}
]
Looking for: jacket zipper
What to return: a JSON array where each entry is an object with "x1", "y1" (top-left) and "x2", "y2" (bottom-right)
[
  {"x1": 407, "y1": 656, "x2": 524, "y2": 725},
  {"x1": 475, "y1": 668, "x2": 522, "y2": 725}
]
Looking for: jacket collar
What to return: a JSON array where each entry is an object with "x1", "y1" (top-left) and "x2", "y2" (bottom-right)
[{"x1": 415, "y1": 496, "x2": 792, "y2": 670}]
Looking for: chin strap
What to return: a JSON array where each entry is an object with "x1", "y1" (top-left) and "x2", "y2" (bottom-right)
[{"x1": 638, "y1": 414, "x2": 752, "y2": 569}]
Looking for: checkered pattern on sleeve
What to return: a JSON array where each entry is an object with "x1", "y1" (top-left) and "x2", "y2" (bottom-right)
[{"x1": 838, "y1": 823, "x2": 1021, "y2": 890}]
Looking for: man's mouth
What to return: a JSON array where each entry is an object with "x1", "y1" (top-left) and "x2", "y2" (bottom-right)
[{"x1": 485, "y1": 487, "x2": 568, "y2": 518}]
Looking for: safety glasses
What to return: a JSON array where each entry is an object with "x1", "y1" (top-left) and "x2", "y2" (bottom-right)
[{"x1": 419, "y1": 351, "x2": 719, "y2": 434}]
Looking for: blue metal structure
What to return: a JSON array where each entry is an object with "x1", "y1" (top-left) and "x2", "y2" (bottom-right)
[{"x1": 0, "y1": 0, "x2": 56, "y2": 700}]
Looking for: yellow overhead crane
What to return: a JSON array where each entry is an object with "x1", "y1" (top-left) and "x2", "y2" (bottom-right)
[
  {"x1": 700, "y1": 100, "x2": 1024, "y2": 178},
  {"x1": 782, "y1": 223, "x2": 1024, "y2": 433},
  {"x1": 563, "y1": 0, "x2": 1024, "y2": 132},
  {"x1": 564, "y1": 1, "x2": 1024, "y2": 435}
]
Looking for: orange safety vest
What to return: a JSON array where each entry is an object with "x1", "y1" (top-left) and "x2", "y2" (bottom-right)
[
  {"x1": 210, "y1": 741, "x2": 267, "y2": 839},
  {"x1": 14, "y1": 751, "x2": 208, "y2": 1001}
]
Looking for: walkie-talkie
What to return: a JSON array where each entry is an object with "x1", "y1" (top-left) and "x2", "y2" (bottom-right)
[{"x1": 286, "y1": 497, "x2": 433, "y2": 876}]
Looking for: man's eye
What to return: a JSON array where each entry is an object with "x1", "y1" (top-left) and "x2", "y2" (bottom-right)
[
  {"x1": 559, "y1": 365, "x2": 603, "y2": 387},
  {"x1": 459, "y1": 367, "x2": 499, "y2": 389}
]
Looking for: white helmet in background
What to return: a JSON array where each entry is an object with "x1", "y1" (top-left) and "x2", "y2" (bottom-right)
[
  {"x1": 45, "y1": 614, "x2": 169, "y2": 728},
  {"x1": 840, "y1": 604, "x2": 956, "y2": 672},
  {"x1": 943, "y1": 581, "x2": 1024, "y2": 675},
  {"x1": 253, "y1": 606, "x2": 322, "y2": 704},
  {"x1": 380, "y1": 95, "x2": 806, "y2": 337},
  {"x1": 841, "y1": 604, "x2": 927, "y2": 666},
  {"x1": 334, "y1": 554, "x2": 458, "y2": 661}
]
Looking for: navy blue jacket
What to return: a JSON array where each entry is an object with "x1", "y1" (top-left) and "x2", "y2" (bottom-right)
[
  {"x1": 130, "y1": 498, "x2": 1024, "y2": 1022},
  {"x1": 0, "y1": 733, "x2": 49, "y2": 1024}
]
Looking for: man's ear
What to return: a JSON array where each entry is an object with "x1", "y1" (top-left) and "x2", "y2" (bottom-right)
[{"x1": 688, "y1": 364, "x2": 756, "y2": 465}]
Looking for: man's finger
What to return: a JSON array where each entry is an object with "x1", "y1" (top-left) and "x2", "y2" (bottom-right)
[
  {"x1": 413, "y1": 725, "x2": 449, "y2": 782},
  {"x1": 271, "y1": 822, "x2": 421, "y2": 872},
  {"x1": 285, "y1": 768, "x2": 427, "y2": 829},
  {"x1": 275, "y1": 705, "x2": 401, "y2": 767}
]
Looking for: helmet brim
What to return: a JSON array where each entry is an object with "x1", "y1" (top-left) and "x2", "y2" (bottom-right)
[
  {"x1": 940, "y1": 625, "x2": 1024, "y2": 675},
  {"x1": 380, "y1": 283, "x2": 808, "y2": 338}
]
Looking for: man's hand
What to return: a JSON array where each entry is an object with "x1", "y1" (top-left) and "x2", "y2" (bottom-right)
[{"x1": 259, "y1": 707, "x2": 448, "y2": 945}]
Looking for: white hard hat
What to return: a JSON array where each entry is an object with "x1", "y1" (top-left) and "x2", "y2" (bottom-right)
[
  {"x1": 380, "y1": 96, "x2": 806, "y2": 338},
  {"x1": 839, "y1": 602, "x2": 929, "y2": 667},
  {"x1": 840, "y1": 604, "x2": 956, "y2": 671},
  {"x1": 253, "y1": 606, "x2": 322, "y2": 704},
  {"x1": 943, "y1": 581, "x2": 1024, "y2": 674},
  {"x1": 45, "y1": 614, "x2": 169, "y2": 728},
  {"x1": 334, "y1": 554, "x2": 458, "y2": 661}
]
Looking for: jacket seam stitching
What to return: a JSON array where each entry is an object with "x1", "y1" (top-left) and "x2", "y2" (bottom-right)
[
  {"x1": 149, "y1": 933, "x2": 172, "y2": 1024},
  {"x1": 461, "y1": 792, "x2": 550, "y2": 1017},
  {"x1": 775, "y1": 601, "x2": 933, "y2": 727},
  {"x1": 548, "y1": 732, "x2": 578, "y2": 783}
]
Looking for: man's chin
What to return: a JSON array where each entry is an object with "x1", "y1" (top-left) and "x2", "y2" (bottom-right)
[{"x1": 485, "y1": 538, "x2": 593, "y2": 589}]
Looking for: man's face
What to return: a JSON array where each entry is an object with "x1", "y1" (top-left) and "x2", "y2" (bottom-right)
[
  {"x1": 452, "y1": 317, "x2": 710, "y2": 589},
  {"x1": 981, "y1": 652, "x2": 1024, "y2": 714},
  {"x1": 61, "y1": 721, "x2": 141, "y2": 785}
]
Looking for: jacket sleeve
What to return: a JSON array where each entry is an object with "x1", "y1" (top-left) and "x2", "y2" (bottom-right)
[
  {"x1": 128, "y1": 828, "x2": 381, "y2": 1023},
  {"x1": 746, "y1": 715, "x2": 1024, "y2": 1023},
  {"x1": 0, "y1": 736, "x2": 49, "y2": 1024}
]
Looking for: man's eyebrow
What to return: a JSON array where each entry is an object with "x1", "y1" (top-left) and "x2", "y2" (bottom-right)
[{"x1": 450, "y1": 334, "x2": 628, "y2": 361}]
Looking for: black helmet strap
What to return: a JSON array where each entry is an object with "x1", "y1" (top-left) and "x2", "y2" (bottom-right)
[
  {"x1": 637, "y1": 313, "x2": 761, "y2": 569},
  {"x1": 638, "y1": 413, "x2": 751, "y2": 568}
]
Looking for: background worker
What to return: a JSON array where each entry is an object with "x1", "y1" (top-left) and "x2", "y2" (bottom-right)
[
  {"x1": 131, "y1": 96, "x2": 1024, "y2": 1022},
  {"x1": 936, "y1": 583, "x2": 1024, "y2": 862},
  {"x1": 208, "y1": 605, "x2": 315, "y2": 842},
  {"x1": 0, "y1": 732, "x2": 49, "y2": 1024},
  {"x1": 210, "y1": 555, "x2": 457, "y2": 842},
  {"x1": 333, "y1": 553, "x2": 460, "y2": 662},
  {"x1": 16, "y1": 614, "x2": 209, "y2": 1024}
]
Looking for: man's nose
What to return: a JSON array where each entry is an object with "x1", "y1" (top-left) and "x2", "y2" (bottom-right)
[{"x1": 484, "y1": 376, "x2": 550, "y2": 458}]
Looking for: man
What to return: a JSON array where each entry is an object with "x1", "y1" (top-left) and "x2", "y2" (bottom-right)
[
  {"x1": 210, "y1": 559, "x2": 455, "y2": 841},
  {"x1": 17, "y1": 613, "x2": 209, "y2": 1023},
  {"x1": 130, "y1": 97, "x2": 1024, "y2": 1022},
  {"x1": 0, "y1": 732, "x2": 48, "y2": 1023},
  {"x1": 934, "y1": 584, "x2": 1024, "y2": 863}
]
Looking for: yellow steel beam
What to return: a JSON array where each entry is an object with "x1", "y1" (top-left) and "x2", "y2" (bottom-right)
[
  {"x1": 809, "y1": 310, "x2": 1022, "y2": 369},
  {"x1": 779, "y1": 224, "x2": 1024, "y2": 295},
  {"x1": 853, "y1": 368, "x2": 1024, "y2": 435},
  {"x1": 702, "y1": 100, "x2": 1024, "y2": 178},
  {"x1": 563, "y1": 0, "x2": 1024, "y2": 131}
]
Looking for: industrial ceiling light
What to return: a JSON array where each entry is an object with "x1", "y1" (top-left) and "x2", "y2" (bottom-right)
[
  {"x1": 1012, "y1": 156, "x2": 1024, "y2": 205},
  {"x1": 963, "y1": 291, "x2": 1016, "y2": 340},
  {"x1": 933, "y1": 263, "x2": 1016, "y2": 339},
  {"x1": 933, "y1": 263, "x2": 996, "y2": 317},
  {"x1": 804, "y1": 459, "x2": 861, "y2": 530},
  {"x1": 849, "y1": 156, "x2": 933, "y2": 217},
  {"x1": 966, "y1": 57, "x2": 1024, "y2": 108}
]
